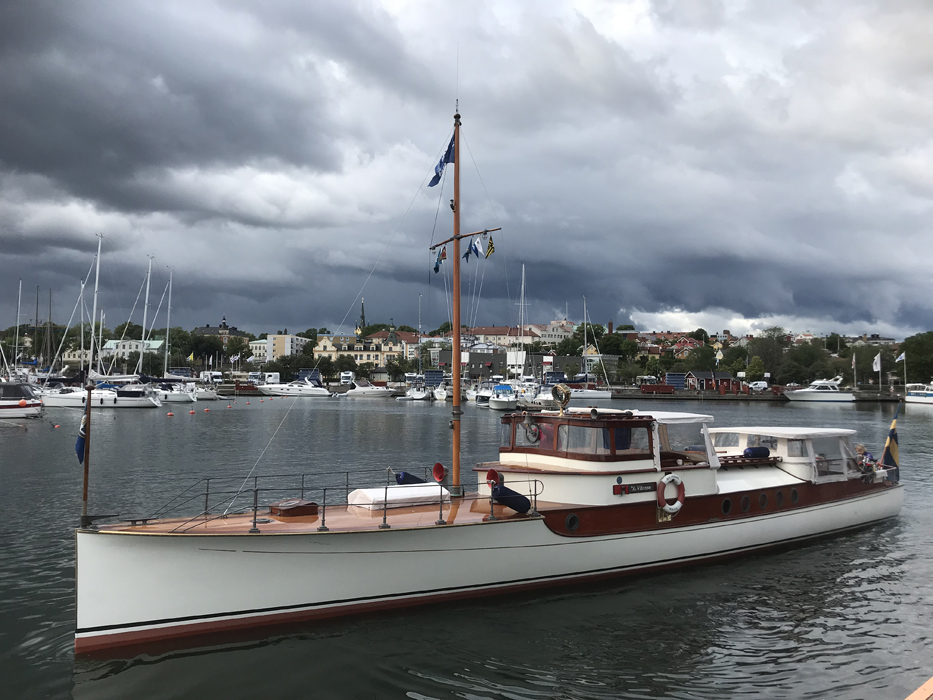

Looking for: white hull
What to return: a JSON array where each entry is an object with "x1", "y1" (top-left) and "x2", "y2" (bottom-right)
[
  {"x1": 570, "y1": 389, "x2": 612, "y2": 400},
  {"x1": 195, "y1": 388, "x2": 220, "y2": 401},
  {"x1": 488, "y1": 397, "x2": 518, "y2": 411},
  {"x1": 258, "y1": 384, "x2": 333, "y2": 397},
  {"x1": 433, "y1": 386, "x2": 448, "y2": 401},
  {"x1": 158, "y1": 391, "x2": 197, "y2": 403},
  {"x1": 0, "y1": 401, "x2": 43, "y2": 418},
  {"x1": 785, "y1": 390, "x2": 856, "y2": 402},
  {"x1": 906, "y1": 393, "x2": 933, "y2": 404},
  {"x1": 344, "y1": 388, "x2": 395, "y2": 397},
  {"x1": 41, "y1": 389, "x2": 119, "y2": 408},
  {"x1": 75, "y1": 486, "x2": 901, "y2": 652}
]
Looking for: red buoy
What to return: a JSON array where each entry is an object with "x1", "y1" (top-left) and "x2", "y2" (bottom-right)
[
  {"x1": 204, "y1": 408, "x2": 210, "y2": 413},
  {"x1": 189, "y1": 410, "x2": 195, "y2": 414},
  {"x1": 19, "y1": 399, "x2": 27, "y2": 407},
  {"x1": 167, "y1": 412, "x2": 174, "y2": 417}
]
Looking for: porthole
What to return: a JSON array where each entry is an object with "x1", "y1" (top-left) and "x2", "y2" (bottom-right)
[
  {"x1": 740, "y1": 495, "x2": 751, "y2": 513},
  {"x1": 791, "y1": 489, "x2": 799, "y2": 504},
  {"x1": 722, "y1": 498, "x2": 732, "y2": 515},
  {"x1": 759, "y1": 493, "x2": 768, "y2": 509},
  {"x1": 776, "y1": 491, "x2": 784, "y2": 507},
  {"x1": 565, "y1": 514, "x2": 579, "y2": 532}
]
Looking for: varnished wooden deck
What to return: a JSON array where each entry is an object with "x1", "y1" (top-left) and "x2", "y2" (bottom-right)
[{"x1": 96, "y1": 495, "x2": 565, "y2": 535}]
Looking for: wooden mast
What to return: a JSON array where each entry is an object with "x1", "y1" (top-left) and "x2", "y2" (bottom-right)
[
  {"x1": 428, "y1": 110, "x2": 500, "y2": 496},
  {"x1": 451, "y1": 110, "x2": 463, "y2": 496}
]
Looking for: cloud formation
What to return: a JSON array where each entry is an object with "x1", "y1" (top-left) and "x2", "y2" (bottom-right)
[{"x1": 2, "y1": 0, "x2": 931, "y2": 340}]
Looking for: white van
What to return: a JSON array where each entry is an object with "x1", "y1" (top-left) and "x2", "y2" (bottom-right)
[
  {"x1": 340, "y1": 371, "x2": 355, "y2": 385},
  {"x1": 749, "y1": 381, "x2": 768, "y2": 392},
  {"x1": 199, "y1": 371, "x2": 223, "y2": 384}
]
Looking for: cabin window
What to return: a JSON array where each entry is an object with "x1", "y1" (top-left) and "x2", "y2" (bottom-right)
[
  {"x1": 746, "y1": 434, "x2": 778, "y2": 451},
  {"x1": 812, "y1": 437, "x2": 849, "y2": 477},
  {"x1": 557, "y1": 425, "x2": 611, "y2": 455},
  {"x1": 613, "y1": 427, "x2": 651, "y2": 455},
  {"x1": 516, "y1": 420, "x2": 550, "y2": 448},
  {"x1": 499, "y1": 422, "x2": 513, "y2": 449},
  {"x1": 712, "y1": 432, "x2": 740, "y2": 448},
  {"x1": 786, "y1": 440, "x2": 808, "y2": 458},
  {"x1": 658, "y1": 423, "x2": 710, "y2": 462}
]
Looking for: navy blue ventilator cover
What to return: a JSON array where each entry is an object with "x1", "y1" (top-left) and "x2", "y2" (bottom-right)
[
  {"x1": 395, "y1": 471, "x2": 426, "y2": 485},
  {"x1": 743, "y1": 446, "x2": 770, "y2": 458},
  {"x1": 491, "y1": 484, "x2": 531, "y2": 514}
]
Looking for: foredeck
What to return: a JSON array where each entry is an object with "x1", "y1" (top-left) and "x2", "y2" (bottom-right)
[{"x1": 95, "y1": 495, "x2": 566, "y2": 535}]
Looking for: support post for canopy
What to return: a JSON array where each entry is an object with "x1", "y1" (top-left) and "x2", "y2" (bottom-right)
[{"x1": 80, "y1": 382, "x2": 92, "y2": 529}]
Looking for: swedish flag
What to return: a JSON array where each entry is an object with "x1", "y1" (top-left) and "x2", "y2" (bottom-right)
[
  {"x1": 880, "y1": 402, "x2": 901, "y2": 482},
  {"x1": 75, "y1": 414, "x2": 87, "y2": 464}
]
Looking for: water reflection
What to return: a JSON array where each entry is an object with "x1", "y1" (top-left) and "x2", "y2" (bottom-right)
[{"x1": 0, "y1": 398, "x2": 930, "y2": 699}]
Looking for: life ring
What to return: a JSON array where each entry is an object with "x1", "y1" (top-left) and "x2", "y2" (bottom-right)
[{"x1": 657, "y1": 473, "x2": 685, "y2": 515}]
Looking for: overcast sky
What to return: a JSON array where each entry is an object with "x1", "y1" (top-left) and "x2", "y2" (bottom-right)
[{"x1": 2, "y1": 0, "x2": 931, "y2": 341}]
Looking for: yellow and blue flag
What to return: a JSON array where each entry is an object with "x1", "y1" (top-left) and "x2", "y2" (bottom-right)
[
  {"x1": 187, "y1": 352, "x2": 194, "y2": 361},
  {"x1": 880, "y1": 402, "x2": 900, "y2": 481}
]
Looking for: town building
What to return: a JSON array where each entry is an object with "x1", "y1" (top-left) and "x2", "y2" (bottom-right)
[
  {"x1": 191, "y1": 316, "x2": 249, "y2": 349},
  {"x1": 265, "y1": 334, "x2": 312, "y2": 361},
  {"x1": 100, "y1": 339, "x2": 164, "y2": 360}
]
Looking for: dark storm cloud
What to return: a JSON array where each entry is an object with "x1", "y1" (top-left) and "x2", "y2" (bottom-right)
[{"x1": 1, "y1": 1, "x2": 931, "y2": 341}]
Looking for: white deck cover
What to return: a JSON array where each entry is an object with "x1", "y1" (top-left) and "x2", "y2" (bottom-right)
[
  {"x1": 709, "y1": 427, "x2": 856, "y2": 439},
  {"x1": 716, "y1": 466, "x2": 807, "y2": 492},
  {"x1": 562, "y1": 408, "x2": 714, "y2": 424},
  {"x1": 348, "y1": 482, "x2": 450, "y2": 510}
]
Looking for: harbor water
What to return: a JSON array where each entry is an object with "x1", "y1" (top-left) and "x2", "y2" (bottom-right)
[{"x1": 1, "y1": 397, "x2": 931, "y2": 699}]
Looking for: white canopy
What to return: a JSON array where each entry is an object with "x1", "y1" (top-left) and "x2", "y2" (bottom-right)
[
  {"x1": 348, "y1": 482, "x2": 450, "y2": 510},
  {"x1": 709, "y1": 427, "x2": 856, "y2": 439},
  {"x1": 563, "y1": 407, "x2": 714, "y2": 424}
]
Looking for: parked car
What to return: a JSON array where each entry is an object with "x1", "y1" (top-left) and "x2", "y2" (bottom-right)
[{"x1": 749, "y1": 381, "x2": 769, "y2": 392}]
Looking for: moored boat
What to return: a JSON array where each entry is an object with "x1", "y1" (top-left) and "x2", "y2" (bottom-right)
[
  {"x1": 905, "y1": 383, "x2": 933, "y2": 405},
  {"x1": 343, "y1": 379, "x2": 395, "y2": 398},
  {"x1": 784, "y1": 376, "x2": 855, "y2": 402},
  {"x1": 487, "y1": 384, "x2": 518, "y2": 411},
  {"x1": 0, "y1": 381, "x2": 44, "y2": 418},
  {"x1": 72, "y1": 108, "x2": 903, "y2": 656}
]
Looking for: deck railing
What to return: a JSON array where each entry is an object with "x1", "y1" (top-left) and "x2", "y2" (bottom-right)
[{"x1": 135, "y1": 469, "x2": 543, "y2": 533}]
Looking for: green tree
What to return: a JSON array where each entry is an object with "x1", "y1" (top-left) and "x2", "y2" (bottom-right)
[
  {"x1": 689, "y1": 328, "x2": 709, "y2": 343},
  {"x1": 316, "y1": 356, "x2": 335, "y2": 380},
  {"x1": 359, "y1": 323, "x2": 389, "y2": 338},
  {"x1": 226, "y1": 336, "x2": 249, "y2": 359},
  {"x1": 644, "y1": 356, "x2": 660, "y2": 379},
  {"x1": 898, "y1": 332, "x2": 933, "y2": 384},
  {"x1": 746, "y1": 356, "x2": 765, "y2": 382},
  {"x1": 335, "y1": 355, "x2": 358, "y2": 374},
  {"x1": 686, "y1": 345, "x2": 716, "y2": 372},
  {"x1": 357, "y1": 362, "x2": 376, "y2": 379},
  {"x1": 398, "y1": 325, "x2": 417, "y2": 333},
  {"x1": 616, "y1": 324, "x2": 635, "y2": 331},
  {"x1": 297, "y1": 328, "x2": 318, "y2": 339},
  {"x1": 429, "y1": 321, "x2": 452, "y2": 337},
  {"x1": 113, "y1": 322, "x2": 144, "y2": 340}
]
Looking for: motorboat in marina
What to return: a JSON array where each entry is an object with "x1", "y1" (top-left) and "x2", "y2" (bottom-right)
[
  {"x1": 433, "y1": 384, "x2": 448, "y2": 401},
  {"x1": 784, "y1": 376, "x2": 855, "y2": 402},
  {"x1": 487, "y1": 384, "x2": 518, "y2": 411},
  {"x1": 343, "y1": 379, "x2": 396, "y2": 398},
  {"x1": 72, "y1": 109, "x2": 903, "y2": 655},
  {"x1": 0, "y1": 382, "x2": 44, "y2": 418},
  {"x1": 259, "y1": 377, "x2": 334, "y2": 398},
  {"x1": 401, "y1": 381, "x2": 430, "y2": 401},
  {"x1": 905, "y1": 384, "x2": 933, "y2": 405}
]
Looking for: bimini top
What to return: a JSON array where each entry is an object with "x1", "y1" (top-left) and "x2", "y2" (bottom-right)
[
  {"x1": 560, "y1": 407, "x2": 713, "y2": 425},
  {"x1": 709, "y1": 426, "x2": 856, "y2": 439}
]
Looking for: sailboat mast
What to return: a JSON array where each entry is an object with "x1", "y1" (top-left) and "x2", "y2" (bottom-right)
[
  {"x1": 79, "y1": 282, "x2": 85, "y2": 377},
  {"x1": 14, "y1": 279, "x2": 21, "y2": 374},
  {"x1": 89, "y1": 235, "x2": 102, "y2": 377},
  {"x1": 164, "y1": 267, "x2": 173, "y2": 377},
  {"x1": 451, "y1": 109, "x2": 463, "y2": 496},
  {"x1": 34, "y1": 285, "x2": 39, "y2": 365},
  {"x1": 139, "y1": 256, "x2": 152, "y2": 374}
]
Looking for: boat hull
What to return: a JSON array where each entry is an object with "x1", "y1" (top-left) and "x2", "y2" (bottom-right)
[
  {"x1": 488, "y1": 397, "x2": 518, "y2": 411},
  {"x1": 41, "y1": 390, "x2": 118, "y2": 408},
  {"x1": 0, "y1": 400, "x2": 44, "y2": 418},
  {"x1": 784, "y1": 390, "x2": 856, "y2": 402},
  {"x1": 906, "y1": 394, "x2": 933, "y2": 404},
  {"x1": 74, "y1": 485, "x2": 901, "y2": 653}
]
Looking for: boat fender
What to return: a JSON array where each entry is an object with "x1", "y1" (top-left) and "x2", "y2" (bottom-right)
[
  {"x1": 743, "y1": 446, "x2": 770, "y2": 458},
  {"x1": 491, "y1": 484, "x2": 531, "y2": 514},
  {"x1": 395, "y1": 471, "x2": 426, "y2": 485},
  {"x1": 657, "y1": 473, "x2": 685, "y2": 515}
]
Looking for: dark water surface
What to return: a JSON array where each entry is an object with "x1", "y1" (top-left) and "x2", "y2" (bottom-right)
[{"x1": 1, "y1": 397, "x2": 931, "y2": 699}]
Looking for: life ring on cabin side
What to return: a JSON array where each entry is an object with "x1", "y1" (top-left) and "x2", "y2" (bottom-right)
[{"x1": 657, "y1": 473, "x2": 686, "y2": 515}]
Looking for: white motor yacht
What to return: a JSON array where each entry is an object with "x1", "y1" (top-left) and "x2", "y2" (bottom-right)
[
  {"x1": 905, "y1": 384, "x2": 933, "y2": 405},
  {"x1": 344, "y1": 379, "x2": 396, "y2": 398},
  {"x1": 488, "y1": 384, "x2": 518, "y2": 411},
  {"x1": 784, "y1": 376, "x2": 855, "y2": 403},
  {"x1": 259, "y1": 378, "x2": 334, "y2": 398}
]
